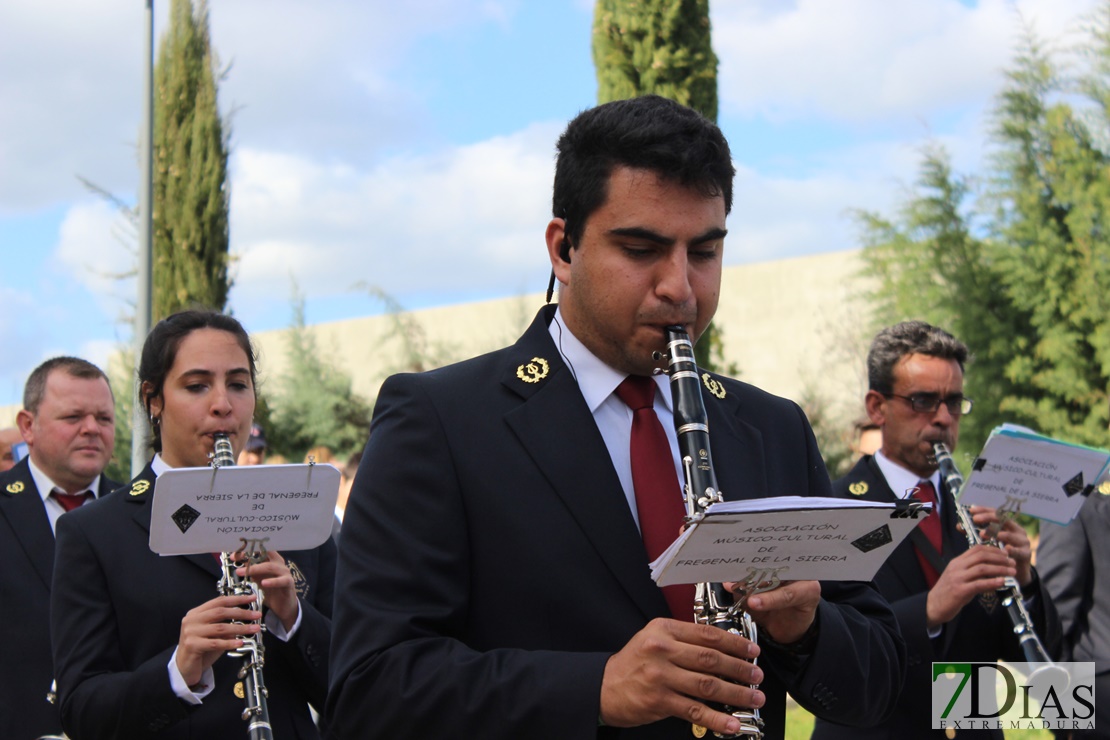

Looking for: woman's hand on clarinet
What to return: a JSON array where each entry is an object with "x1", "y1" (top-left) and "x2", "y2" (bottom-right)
[
  {"x1": 239, "y1": 549, "x2": 300, "y2": 632},
  {"x1": 176, "y1": 593, "x2": 261, "y2": 687}
]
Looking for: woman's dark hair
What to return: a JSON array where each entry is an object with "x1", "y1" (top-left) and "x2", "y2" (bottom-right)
[
  {"x1": 138, "y1": 309, "x2": 257, "y2": 452},
  {"x1": 553, "y1": 95, "x2": 735, "y2": 246}
]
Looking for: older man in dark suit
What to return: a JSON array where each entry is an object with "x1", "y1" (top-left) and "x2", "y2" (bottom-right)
[
  {"x1": 0, "y1": 357, "x2": 119, "y2": 740},
  {"x1": 812, "y1": 321, "x2": 1061, "y2": 740},
  {"x1": 327, "y1": 96, "x2": 905, "y2": 740}
]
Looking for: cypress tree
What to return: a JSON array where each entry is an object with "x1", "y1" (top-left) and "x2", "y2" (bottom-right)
[
  {"x1": 593, "y1": 0, "x2": 719, "y2": 120},
  {"x1": 152, "y1": 0, "x2": 230, "y2": 320},
  {"x1": 592, "y1": 0, "x2": 726, "y2": 371}
]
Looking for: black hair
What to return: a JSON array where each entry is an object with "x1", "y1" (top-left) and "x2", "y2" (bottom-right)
[
  {"x1": 552, "y1": 95, "x2": 735, "y2": 246},
  {"x1": 138, "y1": 309, "x2": 257, "y2": 453}
]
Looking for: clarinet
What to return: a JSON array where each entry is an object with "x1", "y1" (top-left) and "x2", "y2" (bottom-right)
[
  {"x1": 212, "y1": 434, "x2": 275, "y2": 740},
  {"x1": 660, "y1": 326, "x2": 764, "y2": 740},
  {"x1": 932, "y1": 443, "x2": 1065, "y2": 678}
]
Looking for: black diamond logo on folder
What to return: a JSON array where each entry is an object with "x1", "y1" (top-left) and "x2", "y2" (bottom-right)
[
  {"x1": 852, "y1": 525, "x2": 893, "y2": 553},
  {"x1": 1063, "y1": 472, "x2": 1085, "y2": 497},
  {"x1": 172, "y1": 504, "x2": 201, "y2": 533}
]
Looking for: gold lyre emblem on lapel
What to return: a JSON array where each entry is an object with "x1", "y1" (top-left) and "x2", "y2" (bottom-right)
[
  {"x1": 234, "y1": 681, "x2": 245, "y2": 699},
  {"x1": 6, "y1": 481, "x2": 24, "y2": 494},
  {"x1": 1099, "y1": 480, "x2": 1110, "y2": 496},
  {"x1": 129, "y1": 480, "x2": 151, "y2": 497},
  {"x1": 701, "y1": 373, "x2": 726, "y2": 399},
  {"x1": 848, "y1": 481, "x2": 869, "y2": 496},
  {"x1": 516, "y1": 357, "x2": 550, "y2": 384}
]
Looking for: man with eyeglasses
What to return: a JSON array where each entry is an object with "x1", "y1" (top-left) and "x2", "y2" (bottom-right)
[{"x1": 811, "y1": 320, "x2": 1061, "y2": 740}]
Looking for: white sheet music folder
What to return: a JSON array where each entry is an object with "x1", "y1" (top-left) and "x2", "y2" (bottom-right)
[
  {"x1": 148, "y1": 463, "x2": 340, "y2": 555},
  {"x1": 956, "y1": 424, "x2": 1110, "y2": 525},
  {"x1": 651, "y1": 496, "x2": 927, "y2": 586}
]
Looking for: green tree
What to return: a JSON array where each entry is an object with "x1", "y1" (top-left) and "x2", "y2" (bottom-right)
[
  {"x1": 987, "y1": 27, "x2": 1110, "y2": 446},
  {"x1": 152, "y1": 0, "x2": 231, "y2": 320},
  {"x1": 857, "y1": 10, "x2": 1110, "y2": 451},
  {"x1": 266, "y1": 292, "x2": 374, "y2": 461},
  {"x1": 855, "y1": 145, "x2": 1027, "y2": 453},
  {"x1": 593, "y1": 0, "x2": 719, "y2": 120},
  {"x1": 592, "y1": 0, "x2": 727, "y2": 371}
]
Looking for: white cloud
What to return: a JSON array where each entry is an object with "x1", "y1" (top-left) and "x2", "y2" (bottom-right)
[
  {"x1": 713, "y1": 0, "x2": 1100, "y2": 124},
  {"x1": 227, "y1": 121, "x2": 559, "y2": 327},
  {"x1": 0, "y1": 285, "x2": 42, "y2": 400},
  {"x1": 53, "y1": 199, "x2": 137, "y2": 321},
  {"x1": 75, "y1": 339, "x2": 124, "y2": 384},
  {"x1": 0, "y1": 0, "x2": 520, "y2": 212},
  {"x1": 728, "y1": 131, "x2": 966, "y2": 263}
]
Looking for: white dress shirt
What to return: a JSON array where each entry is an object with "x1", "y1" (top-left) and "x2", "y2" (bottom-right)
[
  {"x1": 547, "y1": 308, "x2": 685, "y2": 532},
  {"x1": 27, "y1": 456, "x2": 101, "y2": 534}
]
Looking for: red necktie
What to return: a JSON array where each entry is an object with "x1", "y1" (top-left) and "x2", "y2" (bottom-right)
[
  {"x1": 616, "y1": 376, "x2": 696, "y2": 621},
  {"x1": 52, "y1": 490, "x2": 92, "y2": 512},
  {"x1": 913, "y1": 480, "x2": 943, "y2": 587}
]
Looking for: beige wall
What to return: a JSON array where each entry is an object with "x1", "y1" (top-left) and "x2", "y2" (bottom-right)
[
  {"x1": 252, "y1": 248, "x2": 876, "y2": 430},
  {"x1": 0, "y1": 249, "x2": 877, "y2": 437},
  {"x1": 716, "y1": 249, "x2": 875, "y2": 423}
]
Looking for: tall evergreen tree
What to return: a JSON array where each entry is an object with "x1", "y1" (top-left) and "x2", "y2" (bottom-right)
[
  {"x1": 592, "y1": 0, "x2": 726, "y2": 371},
  {"x1": 988, "y1": 27, "x2": 1110, "y2": 446},
  {"x1": 858, "y1": 9, "x2": 1110, "y2": 450},
  {"x1": 856, "y1": 145, "x2": 1031, "y2": 453},
  {"x1": 152, "y1": 0, "x2": 230, "y2": 320},
  {"x1": 593, "y1": 0, "x2": 719, "y2": 120}
]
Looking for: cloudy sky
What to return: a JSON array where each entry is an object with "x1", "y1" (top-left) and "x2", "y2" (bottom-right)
[{"x1": 0, "y1": 0, "x2": 1101, "y2": 406}]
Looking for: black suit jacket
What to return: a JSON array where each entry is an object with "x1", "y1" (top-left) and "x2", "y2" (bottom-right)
[
  {"x1": 327, "y1": 307, "x2": 905, "y2": 740},
  {"x1": 51, "y1": 464, "x2": 336, "y2": 739},
  {"x1": 0, "y1": 457, "x2": 119, "y2": 740},
  {"x1": 811, "y1": 455, "x2": 1062, "y2": 740}
]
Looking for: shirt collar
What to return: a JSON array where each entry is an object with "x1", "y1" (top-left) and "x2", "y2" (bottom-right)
[
  {"x1": 547, "y1": 307, "x2": 673, "y2": 412},
  {"x1": 151, "y1": 453, "x2": 171, "y2": 478},
  {"x1": 27, "y1": 455, "x2": 100, "y2": 501},
  {"x1": 873, "y1": 449, "x2": 939, "y2": 499}
]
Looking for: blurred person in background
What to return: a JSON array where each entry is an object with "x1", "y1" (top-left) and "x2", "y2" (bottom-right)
[
  {"x1": 237, "y1": 422, "x2": 267, "y2": 465},
  {"x1": 813, "y1": 321, "x2": 1060, "y2": 740},
  {"x1": 1038, "y1": 462, "x2": 1110, "y2": 738},
  {"x1": 1, "y1": 426, "x2": 23, "y2": 471},
  {"x1": 0, "y1": 357, "x2": 118, "y2": 740}
]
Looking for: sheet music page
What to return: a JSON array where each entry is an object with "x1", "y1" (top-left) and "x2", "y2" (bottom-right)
[
  {"x1": 956, "y1": 425, "x2": 1110, "y2": 525},
  {"x1": 651, "y1": 496, "x2": 926, "y2": 586},
  {"x1": 149, "y1": 463, "x2": 340, "y2": 555}
]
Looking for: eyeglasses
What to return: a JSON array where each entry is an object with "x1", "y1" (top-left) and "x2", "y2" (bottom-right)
[{"x1": 883, "y1": 392, "x2": 973, "y2": 416}]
